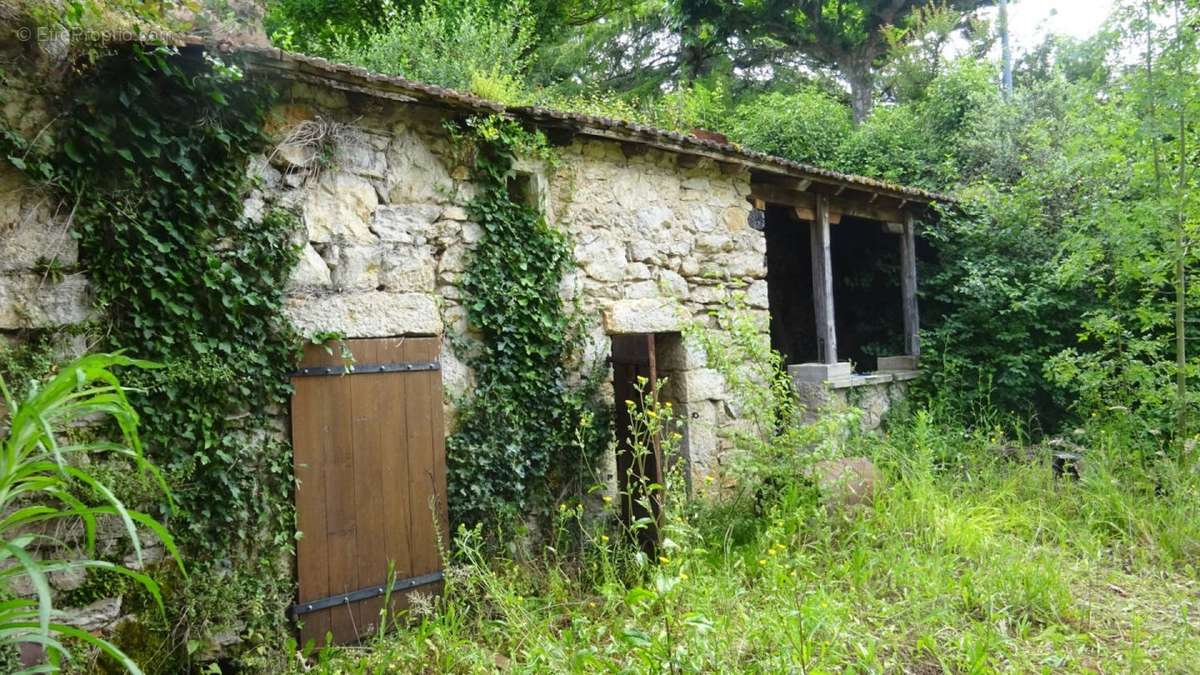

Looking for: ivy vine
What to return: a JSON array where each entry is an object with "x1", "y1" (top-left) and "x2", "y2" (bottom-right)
[
  {"x1": 2, "y1": 44, "x2": 299, "y2": 668},
  {"x1": 445, "y1": 116, "x2": 608, "y2": 527}
]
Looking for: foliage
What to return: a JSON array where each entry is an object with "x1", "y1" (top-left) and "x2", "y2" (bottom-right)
[
  {"x1": 727, "y1": 88, "x2": 852, "y2": 166},
  {"x1": 329, "y1": 0, "x2": 537, "y2": 101},
  {"x1": 294, "y1": 405, "x2": 1200, "y2": 672},
  {"x1": 2, "y1": 43, "x2": 300, "y2": 669},
  {"x1": 0, "y1": 353, "x2": 180, "y2": 675},
  {"x1": 444, "y1": 115, "x2": 607, "y2": 527},
  {"x1": 669, "y1": 0, "x2": 996, "y2": 120}
]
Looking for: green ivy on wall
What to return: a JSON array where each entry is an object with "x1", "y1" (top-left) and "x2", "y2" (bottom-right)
[
  {"x1": 445, "y1": 115, "x2": 608, "y2": 527},
  {"x1": 2, "y1": 44, "x2": 300, "y2": 670}
]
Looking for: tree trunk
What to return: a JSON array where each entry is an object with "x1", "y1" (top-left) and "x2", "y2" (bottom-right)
[
  {"x1": 843, "y1": 60, "x2": 875, "y2": 124},
  {"x1": 999, "y1": 0, "x2": 1013, "y2": 97}
]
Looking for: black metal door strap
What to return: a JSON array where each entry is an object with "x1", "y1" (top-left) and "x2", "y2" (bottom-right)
[
  {"x1": 289, "y1": 361, "x2": 440, "y2": 377},
  {"x1": 291, "y1": 570, "x2": 445, "y2": 617}
]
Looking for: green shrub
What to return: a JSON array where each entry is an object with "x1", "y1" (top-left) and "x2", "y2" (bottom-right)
[
  {"x1": 727, "y1": 88, "x2": 852, "y2": 166},
  {"x1": 333, "y1": 0, "x2": 536, "y2": 99}
]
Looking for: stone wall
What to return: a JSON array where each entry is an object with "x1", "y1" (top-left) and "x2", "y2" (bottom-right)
[
  {"x1": 262, "y1": 81, "x2": 769, "y2": 486},
  {"x1": 0, "y1": 41, "x2": 92, "y2": 348}
]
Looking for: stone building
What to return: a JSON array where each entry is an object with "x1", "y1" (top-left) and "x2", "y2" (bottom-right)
[
  {"x1": 0, "y1": 40, "x2": 944, "y2": 645},
  {"x1": 238, "y1": 46, "x2": 941, "y2": 471}
]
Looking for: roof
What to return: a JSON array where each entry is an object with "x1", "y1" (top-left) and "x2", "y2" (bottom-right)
[{"x1": 234, "y1": 45, "x2": 948, "y2": 205}]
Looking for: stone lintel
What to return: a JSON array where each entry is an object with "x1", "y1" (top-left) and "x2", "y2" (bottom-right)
[
  {"x1": 877, "y1": 355, "x2": 918, "y2": 372},
  {"x1": 788, "y1": 362, "x2": 852, "y2": 385}
]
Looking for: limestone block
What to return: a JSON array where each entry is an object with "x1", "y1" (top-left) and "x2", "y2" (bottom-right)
[
  {"x1": 685, "y1": 205, "x2": 717, "y2": 233},
  {"x1": 688, "y1": 284, "x2": 729, "y2": 305},
  {"x1": 329, "y1": 245, "x2": 381, "y2": 290},
  {"x1": 0, "y1": 274, "x2": 91, "y2": 329},
  {"x1": 242, "y1": 191, "x2": 265, "y2": 223},
  {"x1": 613, "y1": 172, "x2": 655, "y2": 211},
  {"x1": 680, "y1": 400, "x2": 718, "y2": 480},
  {"x1": 657, "y1": 335, "x2": 708, "y2": 370},
  {"x1": 682, "y1": 176, "x2": 710, "y2": 191},
  {"x1": 747, "y1": 280, "x2": 769, "y2": 309},
  {"x1": 460, "y1": 221, "x2": 484, "y2": 244},
  {"x1": 63, "y1": 597, "x2": 122, "y2": 633},
  {"x1": 304, "y1": 173, "x2": 378, "y2": 243},
  {"x1": 626, "y1": 263, "x2": 651, "y2": 280},
  {"x1": 440, "y1": 343, "x2": 473, "y2": 398},
  {"x1": 286, "y1": 292, "x2": 442, "y2": 338},
  {"x1": 334, "y1": 131, "x2": 388, "y2": 179},
  {"x1": 287, "y1": 243, "x2": 332, "y2": 289},
  {"x1": 603, "y1": 298, "x2": 686, "y2": 334},
  {"x1": 722, "y1": 207, "x2": 749, "y2": 233},
  {"x1": 635, "y1": 206, "x2": 673, "y2": 233},
  {"x1": 248, "y1": 154, "x2": 282, "y2": 190},
  {"x1": 696, "y1": 234, "x2": 733, "y2": 254},
  {"x1": 370, "y1": 204, "x2": 441, "y2": 243},
  {"x1": 49, "y1": 565, "x2": 87, "y2": 592},
  {"x1": 0, "y1": 167, "x2": 78, "y2": 271},
  {"x1": 441, "y1": 205, "x2": 469, "y2": 221},
  {"x1": 877, "y1": 355, "x2": 918, "y2": 372},
  {"x1": 379, "y1": 250, "x2": 436, "y2": 292},
  {"x1": 385, "y1": 126, "x2": 453, "y2": 204},
  {"x1": 575, "y1": 232, "x2": 627, "y2": 282},
  {"x1": 271, "y1": 142, "x2": 316, "y2": 170},
  {"x1": 720, "y1": 250, "x2": 766, "y2": 278},
  {"x1": 657, "y1": 270, "x2": 689, "y2": 299},
  {"x1": 438, "y1": 244, "x2": 468, "y2": 279},
  {"x1": 623, "y1": 280, "x2": 660, "y2": 299},
  {"x1": 664, "y1": 368, "x2": 725, "y2": 402},
  {"x1": 790, "y1": 362, "x2": 852, "y2": 384},
  {"x1": 628, "y1": 238, "x2": 660, "y2": 263}
]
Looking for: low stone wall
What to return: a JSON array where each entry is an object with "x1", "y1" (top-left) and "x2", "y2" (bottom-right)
[{"x1": 789, "y1": 363, "x2": 918, "y2": 432}]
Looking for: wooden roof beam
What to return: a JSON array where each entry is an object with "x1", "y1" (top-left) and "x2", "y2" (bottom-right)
[{"x1": 749, "y1": 184, "x2": 907, "y2": 223}]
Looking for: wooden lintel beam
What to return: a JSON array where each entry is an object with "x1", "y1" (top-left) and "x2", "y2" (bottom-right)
[
  {"x1": 794, "y1": 206, "x2": 841, "y2": 224},
  {"x1": 751, "y1": 184, "x2": 903, "y2": 223}
]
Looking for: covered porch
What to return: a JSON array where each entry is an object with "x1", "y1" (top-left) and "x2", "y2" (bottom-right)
[{"x1": 748, "y1": 172, "x2": 934, "y2": 423}]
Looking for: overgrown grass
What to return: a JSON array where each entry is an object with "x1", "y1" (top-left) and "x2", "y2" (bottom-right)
[{"x1": 290, "y1": 407, "x2": 1200, "y2": 673}]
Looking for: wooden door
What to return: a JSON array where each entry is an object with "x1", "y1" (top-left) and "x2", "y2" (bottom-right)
[
  {"x1": 290, "y1": 337, "x2": 448, "y2": 646},
  {"x1": 611, "y1": 334, "x2": 662, "y2": 553}
]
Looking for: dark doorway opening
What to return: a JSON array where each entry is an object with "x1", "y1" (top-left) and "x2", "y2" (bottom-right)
[
  {"x1": 611, "y1": 333, "x2": 689, "y2": 552},
  {"x1": 764, "y1": 206, "x2": 816, "y2": 366},
  {"x1": 830, "y1": 217, "x2": 904, "y2": 372}
]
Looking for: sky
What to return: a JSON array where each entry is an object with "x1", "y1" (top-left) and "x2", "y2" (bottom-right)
[{"x1": 984, "y1": 0, "x2": 1119, "y2": 51}]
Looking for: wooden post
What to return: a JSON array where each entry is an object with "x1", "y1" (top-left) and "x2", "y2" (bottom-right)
[
  {"x1": 810, "y1": 194, "x2": 837, "y2": 364},
  {"x1": 900, "y1": 211, "x2": 920, "y2": 357}
]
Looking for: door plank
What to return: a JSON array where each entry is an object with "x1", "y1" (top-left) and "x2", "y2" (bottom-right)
[
  {"x1": 402, "y1": 339, "x2": 440, "y2": 592},
  {"x1": 376, "y1": 337, "x2": 415, "y2": 621},
  {"x1": 292, "y1": 342, "x2": 345, "y2": 647},
  {"x1": 349, "y1": 340, "x2": 387, "y2": 637}
]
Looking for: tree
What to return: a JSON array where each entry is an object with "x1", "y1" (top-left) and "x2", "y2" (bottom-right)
[{"x1": 673, "y1": 0, "x2": 995, "y2": 121}]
